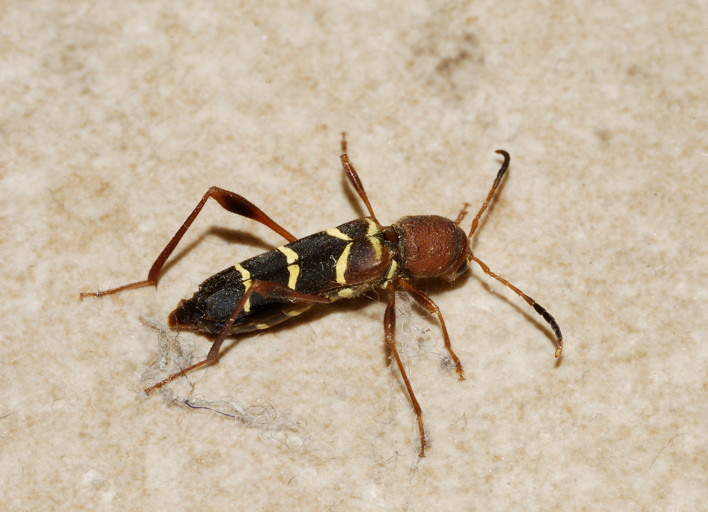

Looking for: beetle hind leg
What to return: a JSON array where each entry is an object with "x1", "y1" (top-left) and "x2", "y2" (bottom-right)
[
  {"x1": 144, "y1": 280, "x2": 331, "y2": 394},
  {"x1": 80, "y1": 187, "x2": 297, "y2": 299}
]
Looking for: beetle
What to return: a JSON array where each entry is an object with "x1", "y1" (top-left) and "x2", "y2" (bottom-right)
[{"x1": 81, "y1": 133, "x2": 563, "y2": 457}]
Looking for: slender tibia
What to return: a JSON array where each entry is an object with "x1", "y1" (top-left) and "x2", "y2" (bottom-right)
[{"x1": 339, "y1": 132, "x2": 379, "y2": 223}]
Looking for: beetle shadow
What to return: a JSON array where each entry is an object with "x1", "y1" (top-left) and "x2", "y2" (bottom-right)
[
  {"x1": 468, "y1": 272, "x2": 562, "y2": 363},
  {"x1": 199, "y1": 293, "x2": 379, "y2": 364},
  {"x1": 160, "y1": 226, "x2": 281, "y2": 277},
  {"x1": 340, "y1": 170, "x2": 369, "y2": 219},
  {"x1": 402, "y1": 271, "x2": 562, "y2": 364}
]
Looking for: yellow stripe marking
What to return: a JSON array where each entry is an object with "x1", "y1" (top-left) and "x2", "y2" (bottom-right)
[
  {"x1": 326, "y1": 227, "x2": 352, "y2": 241},
  {"x1": 335, "y1": 243, "x2": 353, "y2": 284},
  {"x1": 386, "y1": 260, "x2": 398, "y2": 281},
  {"x1": 338, "y1": 288, "x2": 354, "y2": 298},
  {"x1": 256, "y1": 323, "x2": 270, "y2": 330},
  {"x1": 284, "y1": 304, "x2": 313, "y2": 317},
  {"x1": 234, "y1": 263, "x2": 252, "y2": 313},
  {"x1": 286, "y1": 265, "x2": 300, "y2": 289},
  {"x1": 277, "y1": 246, "x2": 300, "y2": 289},
  {"x1": 365, "y1": 218, "x2": 382, "y2": 260},
  {"x1": 277, "y1": 245, "x2": 299, "y2": 263}
]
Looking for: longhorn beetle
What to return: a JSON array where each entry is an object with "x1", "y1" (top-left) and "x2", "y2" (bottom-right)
[{"x1": 81, "y1": 133, "x2": 563, "y2": 457}]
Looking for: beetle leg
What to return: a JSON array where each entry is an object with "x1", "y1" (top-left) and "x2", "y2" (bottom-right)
[
  {"x1": 397, "y1": 279, "x2": 464, "y2": 380},
  {"x1": 339, "y1": 132, "x2": 379, "y2": 224},
  {"x1": 384, "y1": 282, "x2": 426, "y2": 457},
  {"x1": 454, "y1": 202, "x2": 471, "y2": 225},
  {"x1": 81, "y1": 187, "x2": 297, "y2": 299},
  {"x1": 144, "y1": 279, "x2": 331, "y2": 394}
]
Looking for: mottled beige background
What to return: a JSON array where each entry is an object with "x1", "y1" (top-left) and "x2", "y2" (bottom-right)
[{"x1": 1, "y1": 1, "x2": 706, "y2": 510}]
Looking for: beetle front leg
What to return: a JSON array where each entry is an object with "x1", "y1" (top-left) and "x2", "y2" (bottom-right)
[{"x1": 397, "y1": 279, "x2": 465, "y2": 380}]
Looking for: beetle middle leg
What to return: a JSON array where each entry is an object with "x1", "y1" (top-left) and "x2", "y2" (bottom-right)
[
  {"x1": 144, "y1": 280, "x2": 332, "y2": 394},
  {"x1": 339, "y1": 132, "x2": 379, "y2": 224}
]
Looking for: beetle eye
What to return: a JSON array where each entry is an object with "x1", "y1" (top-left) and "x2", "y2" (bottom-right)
[
  {"x1": 444, "y1": 261, "x2": 469, "y2": 282},
  {"x1": 455, "y1": 262, "x2": 469, "y2": 278}
]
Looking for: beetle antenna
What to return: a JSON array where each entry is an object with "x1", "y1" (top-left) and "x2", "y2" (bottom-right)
[
  {"x1": 468, "y1": 150, "x2": 509, "y2": 239},
  {"x1": 470, "y1": 255, "x2": 563, "y2": 357},
  {"x1": 467, "y1": 151, "x2": 563, "y2": 357}
]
